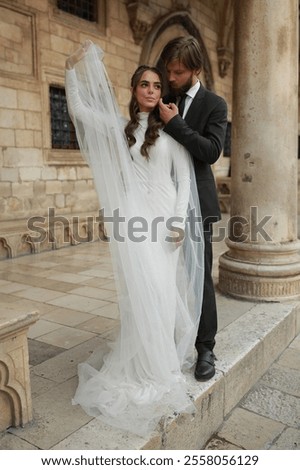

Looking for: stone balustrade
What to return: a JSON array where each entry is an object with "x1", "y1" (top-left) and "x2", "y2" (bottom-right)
[{"x1": 0, "y1": 211, "x2": 106, "y2": 260}]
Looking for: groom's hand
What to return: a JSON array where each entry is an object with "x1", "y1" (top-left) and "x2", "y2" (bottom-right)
[{"x1": 158, "y1": 99, "x2": 179, "y2": 124}]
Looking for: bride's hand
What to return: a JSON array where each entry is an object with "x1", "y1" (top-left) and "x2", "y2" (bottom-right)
[
  {"x1": 169, "y1": 227, "x2": 185, "y2": 248},
  {"x1": 65, "y1": 40, "x2": 93, "y2": 69}
]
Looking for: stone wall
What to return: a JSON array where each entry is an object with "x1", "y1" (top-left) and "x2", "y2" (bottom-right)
[{"x1": 0, "y1": 0, "x2": 233, "y2": 258}]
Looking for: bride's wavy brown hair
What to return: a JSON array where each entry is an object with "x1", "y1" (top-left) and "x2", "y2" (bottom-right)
[{"x1": 124, "y1": 65, "x2": 164, "y2": 160}]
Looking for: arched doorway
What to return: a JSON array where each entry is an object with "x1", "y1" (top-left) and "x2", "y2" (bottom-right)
[{"x1": 139, "y1": 11, "x2": 214, "y2": 91}]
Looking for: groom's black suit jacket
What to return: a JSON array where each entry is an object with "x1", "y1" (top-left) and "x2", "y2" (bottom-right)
[{"x1": 163, "y1": 84, "x2": 228, "y2": 226}]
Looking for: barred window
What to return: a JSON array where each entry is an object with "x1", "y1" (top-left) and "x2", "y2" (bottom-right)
[
  {"x1": 57, "y1": 0, "x2": 97, "y2": 22},
  {"x1": 50, "y1": 86, "x2": 79, "y2": 150}
]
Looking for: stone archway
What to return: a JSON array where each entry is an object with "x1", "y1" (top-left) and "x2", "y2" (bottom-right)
[{"x1": 139, "y1": 11, "x2": 214, "y2": 91}]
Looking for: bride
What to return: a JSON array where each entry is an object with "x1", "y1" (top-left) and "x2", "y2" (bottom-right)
[{"x1": 65, "y1": 41, "x2": 204, "y2": 437}]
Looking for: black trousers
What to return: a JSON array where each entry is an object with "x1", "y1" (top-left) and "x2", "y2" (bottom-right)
[{"x1": 195, "y1": 224, "x2": 217, "y2": 353}]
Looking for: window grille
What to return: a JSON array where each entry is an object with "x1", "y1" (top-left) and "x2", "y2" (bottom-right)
[
  {"x1": 57, "y1": 0, "x2": 97, "y2": 22},
  {"x1": 50, "y1": 86, "x2": 79, "y2": 150}
]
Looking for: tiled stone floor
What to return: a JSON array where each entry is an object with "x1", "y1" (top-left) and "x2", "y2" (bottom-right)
[{"x1": 0, "y1": 216, "x2": 299, "y2": 450}]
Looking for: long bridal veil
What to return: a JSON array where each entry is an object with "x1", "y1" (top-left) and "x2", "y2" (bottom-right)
[{"x1": 65, "y1": 41, "x2": 204, "y2": 437}]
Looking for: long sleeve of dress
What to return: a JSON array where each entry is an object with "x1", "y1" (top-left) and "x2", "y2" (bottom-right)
[
  {"x1": 65, "y1": 67, "x2": 128, "y2": 181},
  {"x1": 65, "y1": 68, "x2": 109, "y2": 130},
  {"x1": 65, "y1": 69, "x2": 91, "y2": 124},
  {"x1": 170, "y1": 137, "x2": 192, "y2": 230}
]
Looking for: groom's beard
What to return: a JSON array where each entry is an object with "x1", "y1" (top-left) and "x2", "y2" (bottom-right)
[{"x1": 168, "y1": 75, "x2": 193, "y2": 97}]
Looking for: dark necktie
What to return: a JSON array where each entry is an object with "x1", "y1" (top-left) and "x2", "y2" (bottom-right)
[{"x1": 178, "y1": 94, "x2": 187, "y2": 116}]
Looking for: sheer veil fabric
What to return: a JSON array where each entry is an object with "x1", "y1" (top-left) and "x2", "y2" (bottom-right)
[{"x1": 65, "y1": 42, "x2": 204, "y2": 437}]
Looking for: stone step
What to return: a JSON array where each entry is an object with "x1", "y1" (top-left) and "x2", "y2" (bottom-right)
[
  {"x1": 50, "y1": 301, "x2": 300, "y2": 450},
  {"x1": 141, "y1": 301, "x2": 300, "y2": 450}
]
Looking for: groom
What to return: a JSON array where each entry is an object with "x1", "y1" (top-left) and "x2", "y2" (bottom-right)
[{"x1": 159, "y1": 36, "x2": 228, "y2": 381}]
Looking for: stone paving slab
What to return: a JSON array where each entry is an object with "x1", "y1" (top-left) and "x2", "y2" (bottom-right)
[
  {"x1": 9, "y1": 377, "x2": 92, "y2": 450},
  {"x1": 205, "y1": 332, "x2": 300, "y2": 450},
  {"x1": 240, "y1": 383, "x2": 300, "y2": 428},
  {"x1": 260, "y1": 363, "x2": 300, "y2": 398},
  {"x1": 217, "y1": 407, "x2": 285, "y2": 450},
  {"x1": 31, "y1": 336, "x2": 101, "y2": 384},
  {"x1": 276, "y1": 348, "x2": 300, "y2": 371},
  {"x1": 0, "y1": 433, "x2": 39, "y2": 450},
  {"x1": 28, "y1": 339, "x2": 65, "y2": 366},
  {"x1": 270, "y1": 427, "x2": 300, "y2": 450},
  {"x1": 52, "y1": 418, "x2": 148, "y2": 451}
]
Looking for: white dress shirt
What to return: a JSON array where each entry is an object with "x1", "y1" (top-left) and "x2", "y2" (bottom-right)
[{"x1": 179, "y1": 80, "x2": 200, "y2": 118}]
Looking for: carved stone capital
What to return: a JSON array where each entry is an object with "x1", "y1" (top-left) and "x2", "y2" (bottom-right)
[
  {"x1": 126, "y1": 1, "x2": 155, "y2": 44},
  {"x1": 217, "y1": 46, "x2": 233, "y2": 78},
  {"x1": 171, "y1": 0, "x2": 191, "y2": 12}
]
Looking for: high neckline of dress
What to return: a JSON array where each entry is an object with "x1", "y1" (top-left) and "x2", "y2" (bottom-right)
[
  {"x1": 138, "y1": 112, "x2": 149, "y2": 129},
  {"x1": 138, "y1": 112, "x2": 149, "y2": 120}
]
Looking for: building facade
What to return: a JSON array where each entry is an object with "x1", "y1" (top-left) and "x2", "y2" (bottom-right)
[{"x1": 0, "y1": 0, "x2": 233, "y2": 258}]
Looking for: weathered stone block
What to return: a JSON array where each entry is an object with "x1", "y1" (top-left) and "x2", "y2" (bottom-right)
[{"x1": 0, "y1": 307, "x2": 39, "y2": 431}]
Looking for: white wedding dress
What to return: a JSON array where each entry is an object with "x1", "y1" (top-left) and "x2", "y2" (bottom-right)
[{"x1": 65, "y1": 43, "x2": 204, "y2": 437}]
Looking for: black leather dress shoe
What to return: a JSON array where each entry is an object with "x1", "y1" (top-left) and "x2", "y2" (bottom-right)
[{"x1": 194, "y1": 350, "x2": 216, "y2": 381}]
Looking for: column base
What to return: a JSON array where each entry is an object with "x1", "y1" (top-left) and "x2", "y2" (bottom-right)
[{"x1": 218, "y1": 239, "x2": 300, "y2": 301}]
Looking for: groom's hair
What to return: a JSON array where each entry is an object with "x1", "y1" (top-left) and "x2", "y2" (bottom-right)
[{"x1": 160, "y1": 36, "x2": 203, "y2": 71}]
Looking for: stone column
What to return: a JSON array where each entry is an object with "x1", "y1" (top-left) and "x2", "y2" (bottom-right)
[{"x1": 219, "y1": 0, "x2": 300, "y2": 300}]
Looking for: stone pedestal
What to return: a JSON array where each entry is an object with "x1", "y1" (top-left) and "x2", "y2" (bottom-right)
[
  {"x1": 219, "y1": 239, "x2": 300, "y2": 300},
  {"x1": 219, "y1": 0, "x2": 300, "y2": 301},
  {"x1": 0, "y1": 307, "x2": 39, "y2": 431}
]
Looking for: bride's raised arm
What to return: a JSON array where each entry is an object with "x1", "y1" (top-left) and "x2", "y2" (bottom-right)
[
  {"x1": 65, "y1": 42, "x2": 111, "y2": 131},
  {"x1": 64, "y1": 41, "x2": 131, "y2": 182}
]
